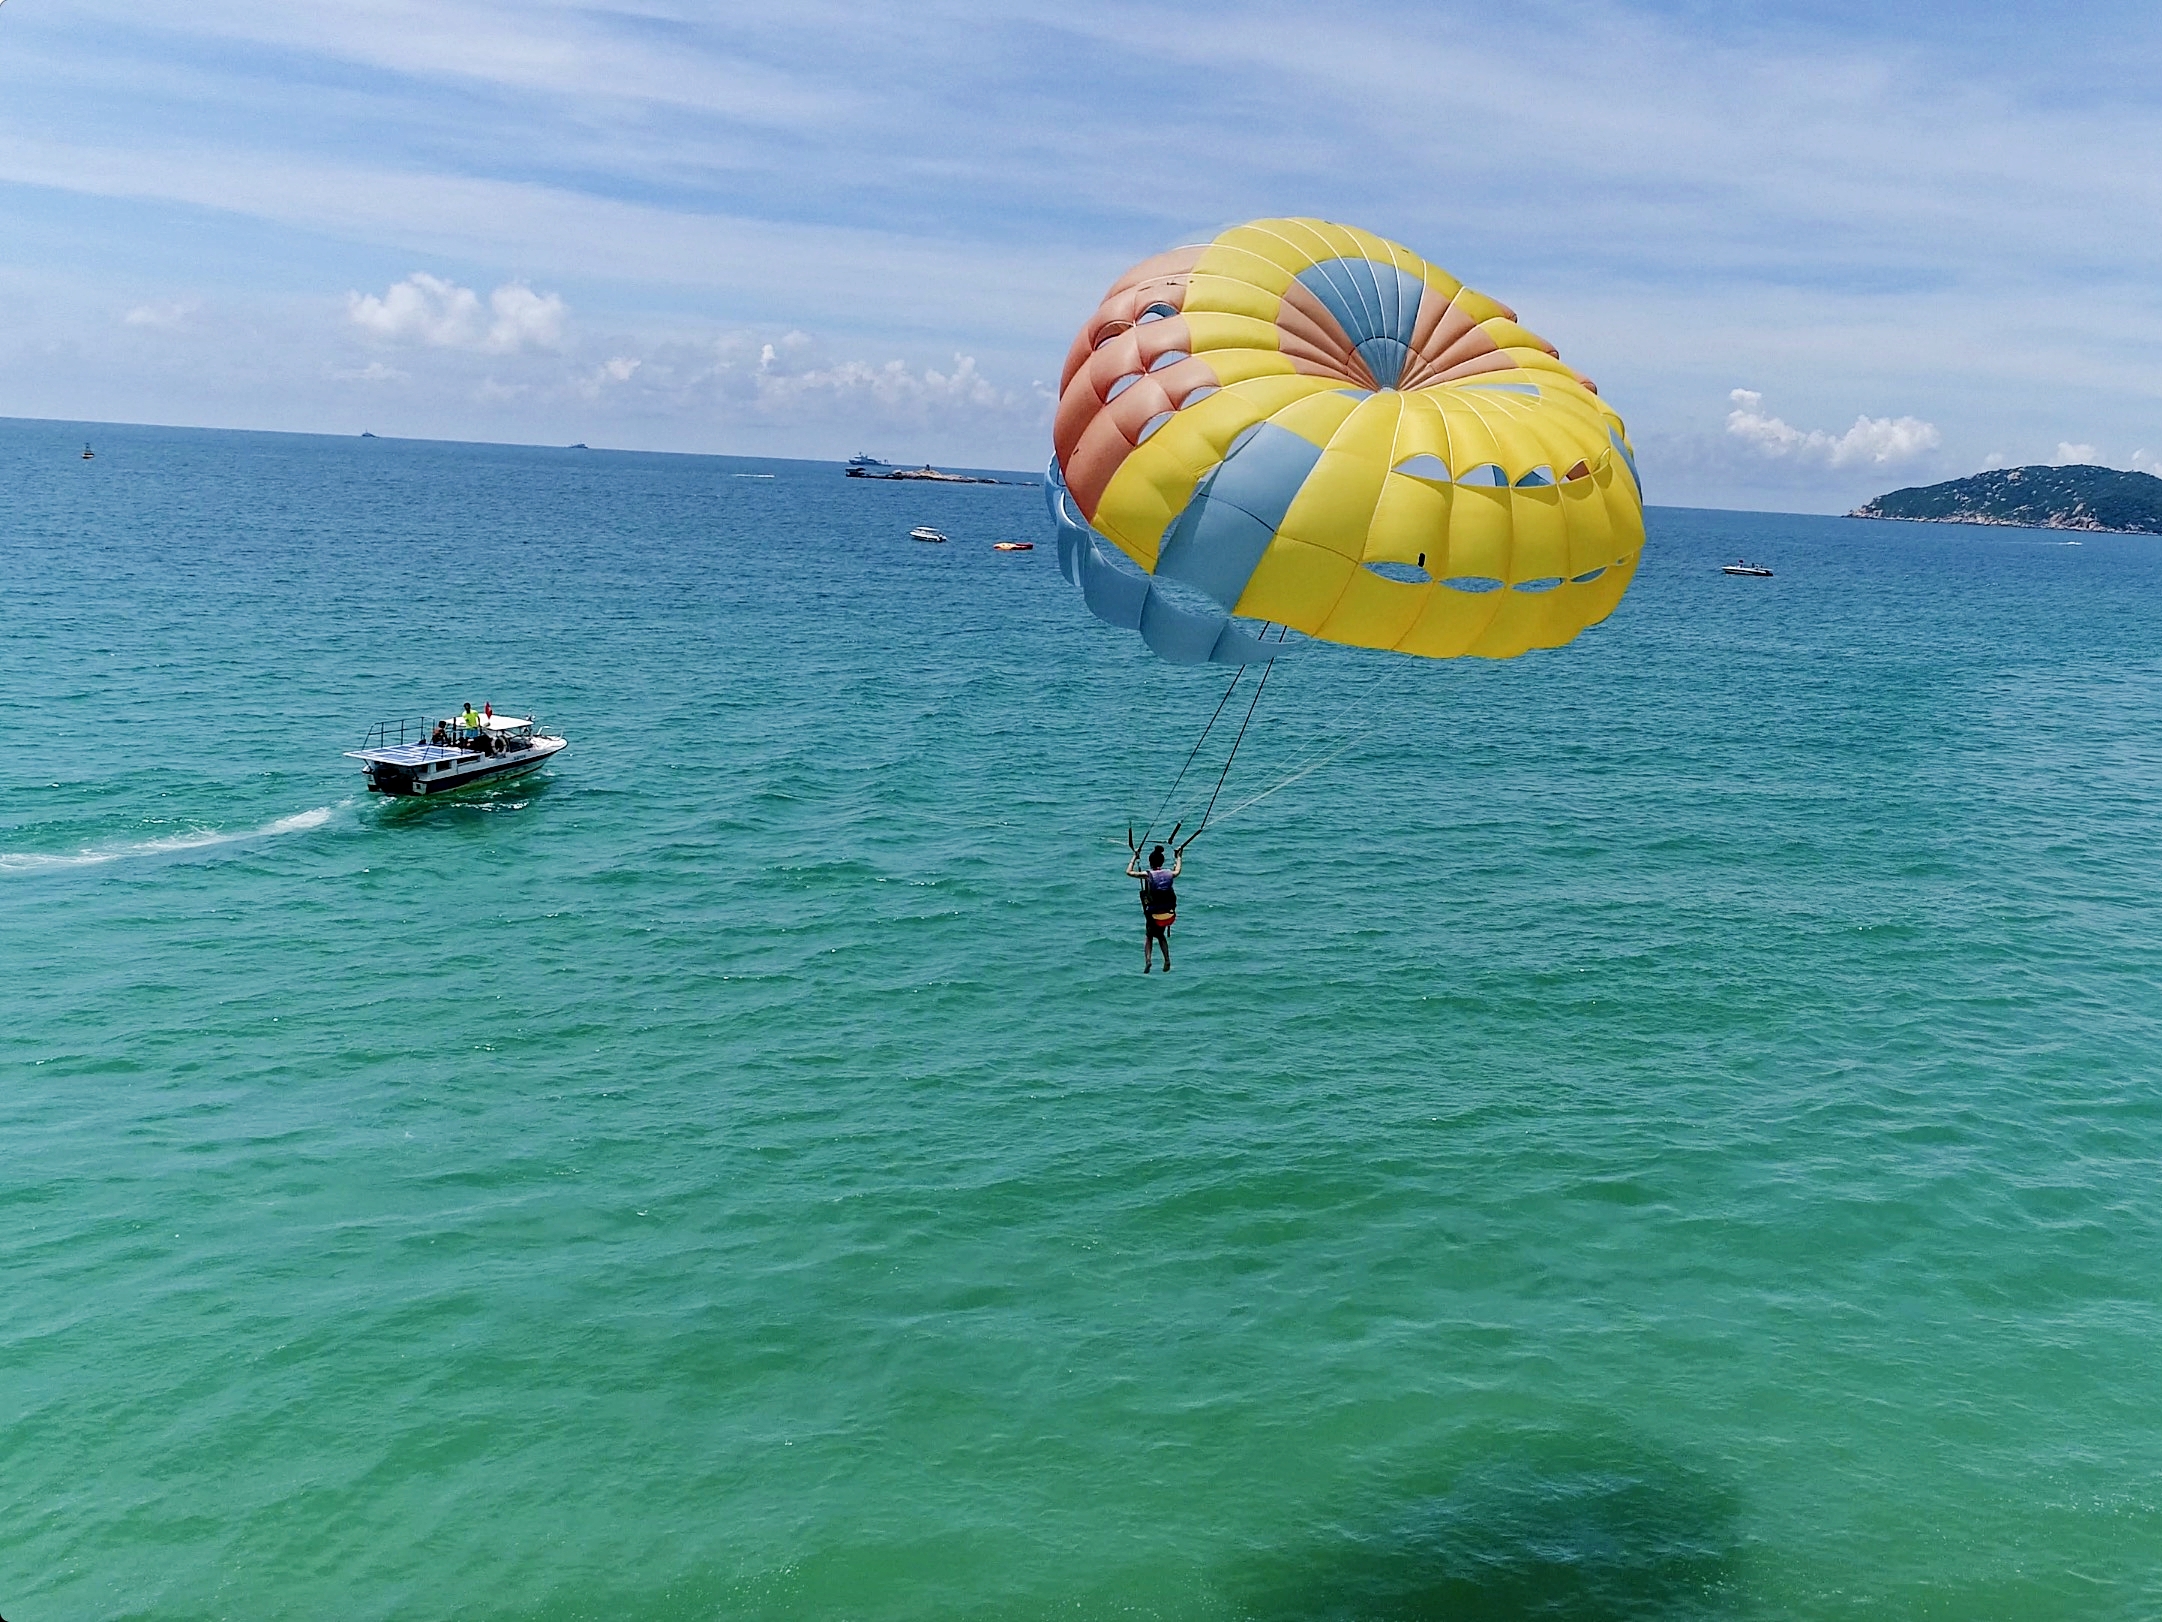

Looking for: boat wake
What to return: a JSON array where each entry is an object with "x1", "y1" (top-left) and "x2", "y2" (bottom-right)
[{"x1": 0, "y1": 805, "x2": 338, "y2": 873}]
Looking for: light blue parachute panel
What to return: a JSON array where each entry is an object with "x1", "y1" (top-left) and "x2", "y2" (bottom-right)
[
  {"x1": 1608, "y1": 427, "x2": 1642, "y2": 495},
  {"x1": 1294, "y1": 258, "x2": 1426, "y2": 389},
  {"x1": 1079, "y1": 540, "x2": 1149, "y2": 631},
  {"x1": 1047, "y1": 461, "x2": 1095, "y2": 586},
  {"x1": 1043, "y1": 456, "x2": 1290, "y2": 666},
  {"x1": 1138, "y1": 589, "x2": 1230, "y2": 664},
  {"x1": 1155, "y1": 422, "x2": 1327, "y2": 608}
]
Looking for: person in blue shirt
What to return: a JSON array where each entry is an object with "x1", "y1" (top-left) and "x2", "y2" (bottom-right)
[{"x1": 1126, "y1": 843, "x2": 1181, "y2": 973}]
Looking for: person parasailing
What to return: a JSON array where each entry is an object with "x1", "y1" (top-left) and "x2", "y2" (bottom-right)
[
  {"x1": 1049, "y1": 219, "x2": 1649, "y2": 965},
  {"x1": 1126, "y1": 842, "x2": 1181, "y2": 973}
]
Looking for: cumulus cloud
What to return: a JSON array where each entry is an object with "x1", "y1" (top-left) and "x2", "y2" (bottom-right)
[
  {"x1": 752, "y1": 351, "x2": 1044, "y2": 416},
  {"x1": 1726, "y1": 389, "x2": 1941, "y2": 468},
  {"x1": 2051, "y1": 441, "x2": 2100, "y2": 465},
  {"x1": 347, "y1": 273, "x2": 566, "y2": 352},
  {"x1": 2131, "y1": 450, "x2": 2162, "y2": 476},
  {"x1": 327, "y1": 360, "x2": 409, "y2": 383},
  {"x1": 122, "y1": 298, "x2": 200, "y2": 330}
]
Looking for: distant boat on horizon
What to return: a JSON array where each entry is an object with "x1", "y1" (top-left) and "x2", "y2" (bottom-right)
[
  {"x1": 81, "y1": 443, "x2": 94, "y2": 460},
  {"x1": 846, "y1": 452, "x2": 891, "y2": 471}
]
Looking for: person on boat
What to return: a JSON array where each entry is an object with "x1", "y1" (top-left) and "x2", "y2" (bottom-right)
[
  {"x1": 1127, "y1": 844, "x2": 1181, "y2": 973},
  {"x1": 430, "y1": 720, "x2": 450, "y2": 746},
  {"x1": 460, "y1": 703, "x2": 481, "y2": 731}
]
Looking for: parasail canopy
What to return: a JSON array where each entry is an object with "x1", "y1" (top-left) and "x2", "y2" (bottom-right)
[{"x1": 1048, "y1": 218, "x2": 1644, "y2": 665}]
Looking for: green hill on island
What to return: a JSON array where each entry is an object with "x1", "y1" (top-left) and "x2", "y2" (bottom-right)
[{"x1": 1852, "y1": 464, "x2": 2162, "y2": 534}]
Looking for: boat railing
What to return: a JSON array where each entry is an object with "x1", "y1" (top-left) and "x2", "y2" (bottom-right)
[
  {"x1": 360, "y1": 718, "x2": 438, "y2": 750},
  {"x1": 359, "y1": 716, "x2": 549, "y2": 752}
]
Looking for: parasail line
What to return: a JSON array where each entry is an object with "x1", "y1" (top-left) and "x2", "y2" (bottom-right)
[
  {"x1": 1202, "y1": 657, "x2": 1414, "y2": 832},
  {"x1": 1207, "y1": 732, "x2": 1367, "y2": 828},
  {"x1": 1137, "y1": 662, "x2": 1245, "y2": 852},
  {"x1": 1181, "y1": 628, "x2": 1286, "y2": 849}
]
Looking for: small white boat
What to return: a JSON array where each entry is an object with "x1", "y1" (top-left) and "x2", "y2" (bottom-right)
[
  {"x1": 81, "y1": 444, "x2": 95, "y2": 460},
  {"x1": 1722, "y1": 560, "x2": 1773, "y2": 577},
  {"x1": 909, "y1": 525, "x2": 948, "y2": 543},
  {"x1": 346, "y1": 712, "x2": 567, "y2": 797},
  {"x1": 847, "y1": 452, "x2": 891, "y2": 471}
]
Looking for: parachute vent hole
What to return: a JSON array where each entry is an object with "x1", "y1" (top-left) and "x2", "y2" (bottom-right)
[
  {"x1": 1178, "y1": 385, "x2": 1220, "y2": 409},
  {"x1": 1570, "y1": 566, "x2": 1607, "y2": 584},
  {"x1": 1515, "y1": 466, "x2": 1556, "y2": 488},
  {"x1": 1442, "y1": 576, "x2": 1503, "y2": 594},
  {"x1": 1456, "y1": 464, "x2": 1508, "y2": 487},
  {"x1": 1513, "y1": 577, "x2": 1563, "y2": 594},
  {"x1": 1392, "y1": 453, "x2": 1452, "y2": 482},
  {"x1": 1106, "y1": 373, "x2": 1142, "y2": 401},
  {"x1": 1137, "y1": 411, "x2": 1175, "y2": 443},
  {"x1": 1147, "y1": 350, "x2": 1189, "y2": 372},
  {"x1": 1092, "y1": 321, "x2": 1131, "y2": 350},
  {"x1": 1563, "y1": 459, "x2": 1594, "y2": 482},
  {"x1": 1136, "y1": 302, "x2": 1178, "y2": 324},
  {"x1": 1363, "y1": 561, "x2": 1432, "y2": 585}
]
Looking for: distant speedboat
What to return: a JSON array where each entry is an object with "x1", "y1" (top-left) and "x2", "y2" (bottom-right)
[
  {"x1": 847, "y1": 452, "x2": 891, "y2": 471},
  {"x1": 909, "y1": 526, "x2": 948, "y2": 544},
  {"x1": 992, "y1": 541, "x2": 1034, "y2": 552},
  {"x1": 81, "y1": 444, "x2": 94, "y2": 460},
  {"x1": 1722, "y1": 560, "x2": 1773, "y2": 577}
]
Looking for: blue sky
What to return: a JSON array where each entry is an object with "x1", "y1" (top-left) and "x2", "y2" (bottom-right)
[{"x1": 3, "y1": 0, "x2": 2161, "y2": 510}]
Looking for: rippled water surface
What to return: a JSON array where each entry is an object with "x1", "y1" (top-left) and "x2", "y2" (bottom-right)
[{"x1": 6, "y1": 417, "x2": 2162, "y2": 1620}]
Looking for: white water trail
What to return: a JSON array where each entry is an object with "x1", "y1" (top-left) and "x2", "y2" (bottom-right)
[{"x1": 0, "y1": 804, "x2": 338, "y2": 873}]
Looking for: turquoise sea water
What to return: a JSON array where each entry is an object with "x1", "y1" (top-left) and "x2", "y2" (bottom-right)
[{"x1": 5, "y1": 415, "x2": 2161, "y2": 1621}]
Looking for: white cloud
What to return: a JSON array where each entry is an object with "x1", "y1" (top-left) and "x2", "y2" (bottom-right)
[
  {"x1": 2132, "y1": 449, "x2": 2162, "y2": 476},
  {"x1": 1726, "y1": 388, "x2": 1941, "y2": 467},
  {"x1": 326, "y1": 360, "x2": 409, "y2": 383},
  {"x1": 755, "y1": 352, "x2": 1012, "y2": 413},
  {"x1": 346, "y1": 272, "x2": 566, "y2": 352},
  {"x1": 122, "y1": 298, "x2": 199, "y2": 329},
  {"x1": 2051, "y1": 441, "x2": 2099, "y2": 464}
]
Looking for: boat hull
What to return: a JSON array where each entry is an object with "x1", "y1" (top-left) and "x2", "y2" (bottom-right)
[{"x1": 361, "y1": 738, "x2": 567, "y2": 797}]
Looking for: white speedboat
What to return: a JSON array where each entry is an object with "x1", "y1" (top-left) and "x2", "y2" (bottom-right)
[
  {"x1": 346, "y1": 712, "x2": 567, "y2": 797},
  {"x1": 1722, "y1": 560, "x2": 1774, "y2": 577},
  {"x1": 909, "y1": 525, "x2": 948, "y2": 543}
]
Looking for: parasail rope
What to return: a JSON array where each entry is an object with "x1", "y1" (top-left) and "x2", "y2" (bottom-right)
[
  {"x1": 1137, "y1": 663, "x2": 1245, "y2": 854},
  {"x1": 1202, "y1": 657, "x2": 1414, "y2": 832},
  {"x1": 1180, "y1": 627, "x2": 1287, "y2": 849}
]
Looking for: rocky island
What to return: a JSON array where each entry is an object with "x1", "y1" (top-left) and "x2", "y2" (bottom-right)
[{"x1": 1851, "y1": 464, "x2": 2162, "y2": 534}]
